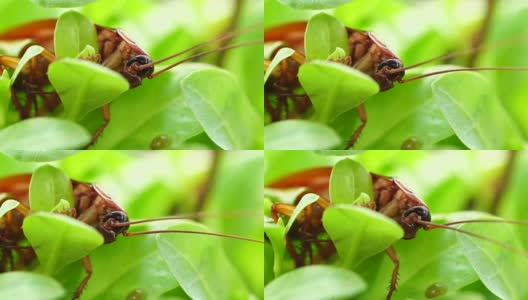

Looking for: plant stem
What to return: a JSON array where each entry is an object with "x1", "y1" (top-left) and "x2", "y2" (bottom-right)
[
  {"x1": 216, "y1": 0, "x2": 244, "y2": 66},
  {"x1": 490, "y1": 150, "x2": 518, "y2": 214},
  {"x1": 194, "y1": 150, "x2": 222, "y2": 219},
  {"x1": 467, "y1": 0, "x2": 497, "y2": 67}
]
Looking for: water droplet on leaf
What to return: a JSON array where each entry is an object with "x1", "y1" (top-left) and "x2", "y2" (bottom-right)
[
  {"x1": 425, "y1": 282, "x2": 448, "y2": 298},
  {"x1": 401, "y1": 136, "x2": 423, "y2": 150},
  {"x1": 127, "y1": 288, "x2": 146, "y2": 300},
  {"x1": 150, "y1": 135, "x2": 172, "y2": 150}
]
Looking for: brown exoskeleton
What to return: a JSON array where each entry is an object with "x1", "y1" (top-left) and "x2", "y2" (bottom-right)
[
  {"x1": 0, "y1": 173, "x2": 262, "y2": 299},
  {"x1": 0, "y1": 18, "x2": 258, "y2": 148},
  {"x1": 266, "y1": 166, "x2": 528, "y2": 300}
]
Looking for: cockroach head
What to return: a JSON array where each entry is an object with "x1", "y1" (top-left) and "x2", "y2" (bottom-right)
[
  {"x1": 374, "y1": 59, "x2": 405, "y2": 91},
  {"x1": 100, "y1": 211, "x2": 130, "y2": 243},
  {"x1": 401, "y1": 206, "x2": 431, "y2": 239},
  {"x1": 123, "y1": 55, "x2": 154, "y2": 88}
]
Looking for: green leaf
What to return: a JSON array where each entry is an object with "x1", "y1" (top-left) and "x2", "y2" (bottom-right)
[
  {"x1": 0, "y1": 69, "x2": 11, "y2": 128},
  {"x1": 90, "y1": 64, "x2": 201, "y2": 149},
  {"x1": 54, "y1": 10, "x2": 98, "y2": 57},
  {"x1": 201, "y1": 151, "x2": 263, "y2": 297},
  {"x1": 0, "y1": 117, "x2": 91, "y2": 150},
  {"x1": 431, "y1": 72, "x2": 524, "y2": 149},
  {"x1": 455, "y1": 213, "x2": 528, "y2": 299},
  {"x1": 264, "y1": 47, "x2": 295, "y2": 83},
  {"x1": 353, "y1": 192, "x2": 371, "y2": 205},
  {"x1": 355, "y1": 214, "x2": 480, "y2": 300},
  {"x1": 29, "y1": 165, "x2": 75, "y2": 212},
  {"x1": 32, "y1": 0, "x2": 97, "y2": 7},
  {"x1": 23, "y1": 212, "x2": 104, "y2": 274},
  {"x1": 181, "y1": 67, "x2": 262, "y2": 149},
  {"x1": 0, "y1": 272, "x2": 65, "y2": 300},
  {"x1": 304, "y1": 13, "x2": 349, "y2": 60},
  {"x1": 264, "y1": 150, "x2": 335, "y2": 184},
  {"x1": 500, "y1": 151, "x2": 528, "y2": 249},
  {"x1": 314, "y1": 150, "x2": 363, "y2": 156},
  {"x1": 327, "y1": 47, "x2": 347, "y2": 60},
  {"x1": 323, "y1": 204, "x2": 403, "y2": 267},
  {"x1": 76, "y1": 44, "x2": 96, "y2": 58},
  {"x1": 114, "y1": 100, "x2": 203, "y2": 149},
  {"x1": 285, "y1": 193, "x2": 320, "y2": 232},
  {"x1": 264, "y1": 41, "x2": 286, "y2": 59},
  {"x1": 329, "y1": 158, "x2": 373, "y2": 204},
  {"x1": 0, "y1": 199, "x2": 19, "y2": 218},
  {"x1": 299, "y1": 61, "x2": 379, "y2": 122},
  {"x1": 265, "y1": 243, "x2": 275, "y2": 285},
  {"x1": 51, "y1": 199, "x2": 71, "y2": 212},
  {"x1": 79, "y1": 226, "x2": 179, "y2": 300},
  {"x1": 278, "y1": 0, "x2": 354, "y2": 9},
  {"x1": 157, "y1": 221, "x2": 248, "y2": 300},
  {"x1": 48, "y1": 58, "x2": 129, "y2": 121},
  {"x1": 10, "y1": 45, "x2": 44, "y2": 86},
  {"x1": 1, "y1": 150, "x2": 80, "y2": 162},
  {"x1": 265, "y1": 120, "x2": 342, "y2": 150},
  {"x1": 339, "y1": 68, "x2": 454, "y2": 149},
  {"x1": 264, "y1": 219, "x2": 286, "y2": 277},
  {"x1": 265, "y1": 187, "x2": 308, "y2": 205},
  {"x1": 265, "y1": 265, "x2": 367, "y2": 300},
  {"x1": 478, "y1": 8, "x2": 528, "y2": 137}
]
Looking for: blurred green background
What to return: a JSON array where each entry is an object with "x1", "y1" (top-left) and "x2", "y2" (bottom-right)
[
  {"x1": 0, "y1": 150, "x2": 263, "y2": 300},
  {"x1": 264, "y1": 150, "x2": 528, "y2": 299}
]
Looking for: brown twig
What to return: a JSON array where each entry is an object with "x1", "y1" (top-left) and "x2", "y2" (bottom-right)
[
  {"x1": 467, "y1": 0, "x2": 497, "y2": 67},
  {"x1": 215, "y1": 0, "x2": 244, "y2": 66},
  {"x1": 194, "y1": 151, "x2": 222, "y2": 220},
  {"x1": 490, "y1": 150, "x2": 518, "y2": 214}
]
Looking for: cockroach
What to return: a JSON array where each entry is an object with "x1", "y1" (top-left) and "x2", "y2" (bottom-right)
[
  {"x1": 0, "y1": 18, "x2": 259, "y2": 148},
  {"x1": 265, "y1": 166, "x2": 528, "y2": 300},
  {"x1": 0, "y1": 173, "x2": 263, "y2": 299},
  {"x1": 264, "y1": 21, "x2": 528, "y2": 149}
]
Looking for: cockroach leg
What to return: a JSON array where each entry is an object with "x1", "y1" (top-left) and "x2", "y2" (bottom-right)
[
  {"x1": 0, "y1": 55, "x2": 21, "y2": 69},
  {"x1": 285, "y1": 236, "x2": 306, "y2": 267},
  {"x1": 194, "y1": 151, "x2": 222, "y2": 216},
  {"x1": 10, "y1": 88, "x2": 29, "y2": 119},
  {"x1": 271, "y1": 202, "x2": 295, "y2": 223},
  {"x1": 14, "y1": 245, "x2": 35, "y2": 268},
  {"x1": 7, "y1": 247, "x2": 14, "y2": 271},
  {"x1": 215, "y1": 0, "x2": 243, "y2": 65},
  {"x1": 467, "y1": 0, "x2": 497, "y2": 66},
  {"x1": 264, "y1": 94, "x2": 277, "y2": 120},
  {"x1": 0, "y1": 240, "x2": 16, "y2": 272},
  {"x1": 0, "y1": 253, "x2": 6, "y2": 272},
  {"x1": 385, "y1": 246, "x2": 400, "y2": 300},
  {"x1": 345, "y1": 103, "x2": 367, "y2": 149},
  {"x1": 84, "y1": 104, "x2": 111, "y2": 149},
  {"x1": 73, "y1": 256, "x2": 93, "y2": 300},
  {"x1": 275, "y1": 95, "x2": 285, "y2": 121},
  {"x1": 26, "y1": 92, "x2": 38, "y2": 116},
  {"x1": 41, "y1": 91, "x2": 61, "y2": 113},
  {"x1": 305, "y1": 240, "x2": 314, "y2": 264}
]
